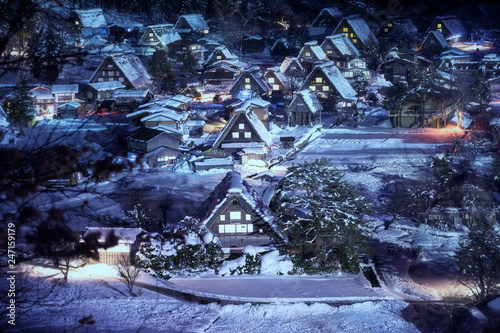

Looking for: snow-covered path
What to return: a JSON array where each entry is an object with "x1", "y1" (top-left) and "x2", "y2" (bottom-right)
[{"x1": 170, "y1": 275, "x2": 383, "y2": 300}]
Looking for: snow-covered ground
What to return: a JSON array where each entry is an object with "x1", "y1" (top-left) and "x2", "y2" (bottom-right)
[{"x1": 8, "y1": 264, "x2": 419, "y2": 333}]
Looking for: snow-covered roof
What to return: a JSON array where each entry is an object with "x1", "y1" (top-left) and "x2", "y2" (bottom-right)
[
  {"x1": 291, "y1": 89, "x2": 323, "y2": 114},
  {"x1": 338, "y1": 16, "x2": 378, "y2": 45},
  {"x1": 113, "y1": 89, "x2": 152, "y2": 98},
  {"x1": 213, "y1": 107, "x2": 272, "y2": 148},
  {"x1": 303, "y1": 61, "x2": 357, "y2": 100},
  {"x1": 82, "y1": 227, "x2": 144, "y2": 244},
  {"x1": 29, "y1": 90, "x2": 54, "y2": 100},
  {"x1": 111, "y1": 53, "x2": 152, "y2": 88},
  {"x1": 141, "y1": 111, "x2": 183, "y2": 123},
  {"x1": 58, "y1": 101, "x2": 81, "y2": 109},
  {"x1": 175, "y1": 14, "x2": 209, "y2": 31},
  {"x1": 204, "y1": 45, "x2": 237, "y2": 66},
  {"x1": 142, "y1": 24, "x2": 181, "y2": 47},
  {"x1": 322, "y1": 34, "x2": 360, "y2": 57},
  {"x1": 247, "y1": 97, "x2": 271, "y2": 108},
  {"x1": 51, "y1": 84, "x2": 78, "y2": 94},
  {"x1": 186, "y1": 120, "x2": 205, "y2": 127},
  {"x1": 170, "y1": 94, "x2": 192, "y2": 104},
  {"x1": 73, "y1": 9, "x2": 107, "y2": 28},
  {"x1": 434, "y1": 16, "x2": 467, "y2": 37},
  {"x1": 422, "y1": 31, "x2": 449, "y2": 49},
  {"x1": 312, "y1": 7, "x2": 342, "y2": 26},
  {"x1": 151, "y1": 124, "x2": 183, "y2": 137},
  {"x1": 280, "y1": 57, "x2": 303, "y2": 73},
  {"x1": 144, "y1": 146, "x2": 181, "y2": 158},
  {"x1": 126, "y1": 127, "x2": 165, "y2": 142},
  {"x1": 271, "y1": 38, "x2": 289, "y2": 52},
  {"x1": 89, "y1": 81, "x2": 126, "y2": 91},
  {"x1": 298, "y1": 41, "x2": 328, "y2": 61},
  {"x1": 193, "y1": 171, "x2": 284, "y2": 240},
  {"x1": 194, "y1": 156, "x2": 234, "y2": 167},
  {"x1": 230, "y1": 68, "x2": 272, "y2": 95}
]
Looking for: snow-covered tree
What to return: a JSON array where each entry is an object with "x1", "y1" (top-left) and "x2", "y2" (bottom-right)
[
  {"x1": 135, "y1": 218, "x2": 223, "y2": 279},
  {"x1": 455, "y1": 218, "x2": 500, "y2": 303},
  {"x1": 148, "y1": 50, "x2": 176, "y2": 93},
  {"x1": 352, "y1": 72, "x2": 368, "y2": 96},
  {"x1": 471, "y1": 77, "x2": 491, "y2": 114},
  {"x1": 272, "y1": 158, "x2": 368, "y2": 274},
  {"x1": 2, "y1": 84, "x2": 36, "y2": 135}
]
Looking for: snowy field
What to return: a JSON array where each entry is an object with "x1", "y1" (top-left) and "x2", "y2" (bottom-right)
[{"x1": 6, "y1": 264, "x2": 419, "y2": 333}]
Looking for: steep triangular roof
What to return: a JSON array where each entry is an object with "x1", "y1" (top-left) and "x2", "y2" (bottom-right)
[
  {"x1": 204, "y1": 45, "x2": 237, "y2": 66},
  {"x1": 420, "y1": 31, "x2": 449, "y2": 50},
  {"x1": 229, "y1": 67, "x2": 272, "y2": 96},
  {"x1": 321, "y1": 34, "x2": 360, "y2": 58},
  {"x1": 213, "y1": 106, "x2": 272, "y2": 148},
  {"x1": 280, "y1": 57, "x2": 304, "y2": 73},
  {"x1": 335, "y1": 15, "x2": 378, "y2": 46},
  {"x1": 193, "y1": 171, "x2": 284, "y2": 240},
  {"x1": 73, "y1": 9, "x2": 107, "y2": 28},
  {"x1": 140, "y1": 24, "x2": 181, "y2": 47},
  {"x1": 90, "y1": 54, "x2": 152, "y2": 89},
  {"x1": 289, "y1": 89, "x2": 323, "y2": 114},
  {"x1": 427, "y1": 16, "x2": 467, "y2": 38},
  {"x1": 301, "y1": 61, "x2": 357, "y2": 100},
  {"x1": 174, "y1": 14, "x2": 209, "y2": 32},
  {"x1": 298, "y1": 41, "x2": 328, "y2": 61}
]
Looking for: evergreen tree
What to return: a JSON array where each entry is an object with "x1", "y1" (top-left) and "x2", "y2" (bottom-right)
[
  {"x1": 352, "y1": 72, "x2": 368, "y2": 96},
  {"x1": 272, "y1": 158, "x2": 368, "y2": 274},
  {"x1": 2, "y1": 84, "x2": 36, "y2": 135},
  {"x1": 33, "y1": 27, "x2": 64, "y2": 84},
  {"x1": 383, "y1": 81, "x2": 407, "y2": 127},
  {"x1": 455, "y1": 218, "x2": 500, "y2": 303},
  {"x1": 148, "y1": 50, "x2": 176, "y2": 93}
]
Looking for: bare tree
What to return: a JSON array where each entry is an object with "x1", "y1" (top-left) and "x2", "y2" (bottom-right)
[
  {"x1": 117, "y1": 254, "x2": 141, "y2": 297},
  {"x1": 157, "y1": 191, "x2": 174, "y2": 228}
]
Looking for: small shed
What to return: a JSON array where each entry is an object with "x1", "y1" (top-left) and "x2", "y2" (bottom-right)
[{"x1": 82, "y1": 228, "x2": 145, "y2": 265}]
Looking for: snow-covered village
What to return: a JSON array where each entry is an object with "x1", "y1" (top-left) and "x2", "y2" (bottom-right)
[{"x1": 1, "y1": 0, "x2": 500, "y2": 332}]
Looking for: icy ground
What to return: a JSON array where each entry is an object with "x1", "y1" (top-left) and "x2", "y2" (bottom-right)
[{"x1": 7, "y1": 264, "x2": 419, "y2": 333}]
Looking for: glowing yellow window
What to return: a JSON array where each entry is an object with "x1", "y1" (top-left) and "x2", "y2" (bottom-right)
[
  {"x1": 216, "y1": 55, "x2": 222, "y2": 60},
  {"x1": 315, "y1": 77, "x2": 323, "y2": 83},
  {"x1": 353, "y1": 39, "x2": 357, "y2": 44},
  {"x1": 350, "y1": 33, "x2": 354, "y2": 38},
  {"x1": 245, "y1": 78, "x2": 250, "y2": 83},
  {"x1": 343, "y1": 27, "x2": 348, "y2": 32},
  {"x1": 384, "y1": 28, "x2": 388, "y2": 33},
  {"x1": 437, "y1": 23, "x2": 442, "y2": 29},
  {"x1": 345, "y1": 33, "x2": 348, "y2": 37},
  {"x1": 245, "y1": 84, "x2": 251, "y2": 90},
  {"x1": 75, "y1": 21, "x2": 79, "y2": 26},
  {"x1": 388, "y1": 23, "x2": 392, "y2": 27}
]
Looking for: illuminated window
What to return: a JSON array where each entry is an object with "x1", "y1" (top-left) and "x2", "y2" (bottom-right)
[
  {"x1": 149, "y1": 32, "x2": 154, "y2": 37},
  {"x1": 352, "y1": 39, "x2": 357, "y2": 44},
  {"x1": 203, "y1": 29, "x2": 209, "y2": 34},
  {"x1": 350, "y1": 33, "x2": 354, "y2": 38},
  {"x1": 438, "y1": 29, "x2": 442, "y2": 33},
  {"x1": 305, "y1": 52, "x2": 310, "y2": 57},
  {"x1": 245, "y1": 78, "x2": 250, "y2": 83},
  {"x1": 236, "y1": 224, "x2": 247, "y2": 233},
  {"x1": 343, "y1": 27, "x2": 348, "y2": 32},
  {"x1": 225, "y1": 224, "x2": 236, "y2": 233},
  {"x1": 248, "y1": 224, "x2": 254, "y2": 232},
  {"x1": 75, "y1": 21, "x2": 79, "y2": 26},
  {"x1": 239, "y1": 123, "x2": 244, "y2": 130},
  {"x1": 216, "y1": 55, "x2": 222, "y2": 60},
  {"x1": 315, "y1": 77, "x2": 323, "y2": 83},
  {"x1": 230, "y1": 211, "x2": 241, "y2": 220},
  {"x1": 388, "y1": 23, "x2": 393, "y2": 28},
  {"x1": 244, "y1": 132, "x2": 251, "y2": 138},
  {"x1": 327, "y1": 50, "x2": 332, "y2": 54},
  {"x1": 309, "y1": 85, "x2": 316, "y2": 91},
  {"x1": 384, "y1": 28, "x2": 389, "y2": 33},
  {"x1": 98, "y1": 78, "x2": 104, "y2": 82},
  {"x1": 437, "y1": 23, "x2": 442, "y2": 29},
  {"x1": 246, "y1": 214, "x2": 251, "y2": 221},
  {"x1": 245, "y1": 84, "x2": 251, "y2": 90},
  {"x1": 273, "y1": 84, "x2": 279, "y2": 90},
  {"x1": 118, "y1": 77, "x2": 124, "y2": 82},
  {"x1": 220, "y1": 215, "x2": 225, "y2": 221},
  {"x1": 322, "y1": 86, "x2": 330, "y2": 91},
  {"x1": 232, "y1": 132, "x2": 239, "y2": 139},
  {"x1": 345, "y1": 33, "x2": 348, "y2": 37},
  {"x1": 268, "y1": 77, "x2": 275, "y2": 84},
  {"x1": 345, "y1": 72, "x2": 353, "y2": 78}
]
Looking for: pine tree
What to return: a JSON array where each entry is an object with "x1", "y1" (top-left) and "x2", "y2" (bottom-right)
[
  {"x1": 455, "y1": 218, "x2": 500, "y2": 303},
  {"x1": 148, "y1": 50, "x2": 176, "y2": 93},
  {"x1": 33, "y1": 27, "x2": 64, "y2": 84},
  {"x1": 471, "y1": 77, "x2": 491, "y2": 114},
  {"x1": 352, "y1": 72, "x2": 368, "y2": 96},
  {"x1": 2, "y1": 84, "x2": 36, "y2": 135},
  {"x1": 272, "y1": 158, "x2": 368, "y2": 274}
]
